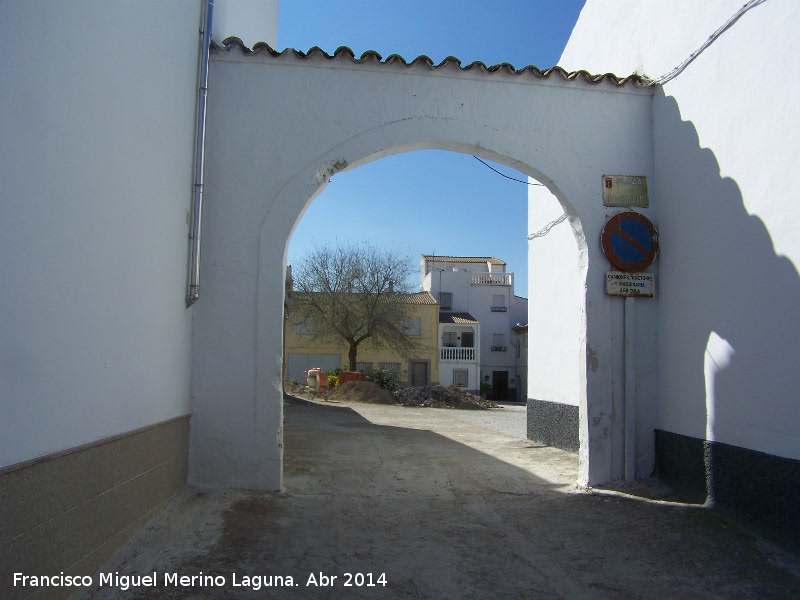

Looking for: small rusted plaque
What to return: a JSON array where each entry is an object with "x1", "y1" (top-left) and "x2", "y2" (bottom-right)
[
  {"x1": 606, "y1": 271, "x2": 654, "y2": 297},
  {"x1": 603, "y1": 175, "x2": 648, "y2": 208}
]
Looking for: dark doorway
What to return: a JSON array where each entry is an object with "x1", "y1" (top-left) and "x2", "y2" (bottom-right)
[
  {"x1": 461, "y1": 332, "x2": 474, "y2": 347},
  {"x1": 492, "y1": 371, "x2": 509, "y2": 401},
  {"x1": 411, "y1": 361, "x2": 428, "y2": 386}
]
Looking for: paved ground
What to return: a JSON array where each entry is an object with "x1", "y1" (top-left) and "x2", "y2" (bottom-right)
[
  {"x1": 71, "y1": 398, "x2": 800, "y2": 600},
  {"x1": 440, "y1": 401, "x2": 528, "y2": 440}
]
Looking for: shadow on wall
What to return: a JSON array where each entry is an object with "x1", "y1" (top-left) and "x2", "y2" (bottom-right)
[{"x1": 653, "y1": 89, "x2": 800, "y2": 545}]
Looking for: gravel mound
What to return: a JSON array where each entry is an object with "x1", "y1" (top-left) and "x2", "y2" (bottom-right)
[
  {"x1": 395, "y1": 384, "x2": 498, "y2": 410},
  {"x1": 327, "y1": 381, "x2": 399, "y2": 405}
]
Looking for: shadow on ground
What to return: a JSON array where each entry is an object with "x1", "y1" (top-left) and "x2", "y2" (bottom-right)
[{"x1": 71, "y1": 398, "x2": 800, "y2": 600}]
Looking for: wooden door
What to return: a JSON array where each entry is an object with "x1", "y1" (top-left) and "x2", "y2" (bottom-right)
[{"x1": 411, "y1": 361, "x2": 428, "y2": 386}]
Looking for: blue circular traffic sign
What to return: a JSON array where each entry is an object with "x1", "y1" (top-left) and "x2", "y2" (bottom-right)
[{"x1": 601, "y1": 211, "x2": 659, "y2": 272}]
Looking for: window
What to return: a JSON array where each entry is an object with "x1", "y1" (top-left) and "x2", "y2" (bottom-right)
[
  {"x1": 379, "y1": 362, "x2": 400, "y2": 374},
  {"x1": 453, "y1": 369, "x2": 468, "y2": 387},
  {"x1": 442, "y1": 332, "x2": 457, "y2": 347},
  {"x1": 356, "y1": 362, "x2": 372, "y2": 373},
  {"x1": 296, "y1": 319, "x2": 314, "y2": 335},
  {"x1": 491, "y1": 333, "x2": 507, "y2": 352},
  {"x1": 404, "y1": 318, "x2": 421, "y2": 336},
  {"x1": 491, "y1": 294, "x2": 507, "y2": 312},
  {"x1": 439, "y1": 292, "x2": 452, "y2": 310}
]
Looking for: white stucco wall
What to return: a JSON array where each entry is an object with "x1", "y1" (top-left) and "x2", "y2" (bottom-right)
[
  {"x1": 212, "y1": 0, "x2": 279, "y2": 48},
  {"x1": 0, "y1": 2, "x2": 200, "y2": 467},
  {"x1": 439, "y1": 362, "x2": 480, "y2": 392},
  {"x1": 511, "y1": 295, "x2": 527, "y2": 328},
  {"x1": 561, "y1": 0, "x2": 800, "y2": 460},
  {"x1": 193, "y1": 44, "x2": 653, "y2": 488},
  {"x1": 432, "y1": 271, "x2": 474, "y2": 313},
  {"x1": 526, "y1": 185, "x2": 585, "y2": 408}
]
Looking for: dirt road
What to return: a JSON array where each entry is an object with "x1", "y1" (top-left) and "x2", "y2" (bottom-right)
[{"x1": 71, "y1": 397, "x2": 800, "y2": 599}]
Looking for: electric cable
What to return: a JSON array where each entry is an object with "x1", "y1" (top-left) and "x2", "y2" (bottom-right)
[
  {"x1": 643, "y1": 0, "x2": 767, "y2": 86},
  {"x1": 472, "y1": 156, "x2": 545, "y2": 186},
  {"x1": 527, "y1": 214, "x2": 568, "y2": 240}
]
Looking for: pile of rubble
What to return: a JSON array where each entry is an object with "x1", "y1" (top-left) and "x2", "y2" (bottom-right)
[
  {"x1": 327, "y1": 381, "x2": 398, "y2": 405},
  {"x1": 395, "y1": 385, "x2": 498, "y2": 410}
]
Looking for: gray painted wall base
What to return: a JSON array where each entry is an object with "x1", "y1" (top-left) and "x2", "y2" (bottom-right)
[
  {"x1": 0, "y1": 416, "x2": 190, "y2": 600},
  {"x1": 527, "y1": 398, "x2": 579, "y2": 452},
  {"x1": 655, "y1": 430, "x2": 800, "y2": 551}
]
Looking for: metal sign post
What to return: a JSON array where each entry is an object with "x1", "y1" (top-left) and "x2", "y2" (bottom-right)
[{"x1": 624, "y1": 296, "x2": 635, "y2": 481}]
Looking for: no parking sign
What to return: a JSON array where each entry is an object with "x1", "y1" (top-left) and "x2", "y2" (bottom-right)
[{"x1": 601, "y1": 211, "x2": 659, "y2": 272}]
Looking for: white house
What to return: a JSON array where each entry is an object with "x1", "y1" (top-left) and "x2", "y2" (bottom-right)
[{"x1": 420, "y1": 256, "x2": 528, "y2": 401}]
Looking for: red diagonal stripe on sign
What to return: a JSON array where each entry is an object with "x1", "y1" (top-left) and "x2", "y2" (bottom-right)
[{"x1": 613, "y1": 225, "x2": 649, "y2": 257}]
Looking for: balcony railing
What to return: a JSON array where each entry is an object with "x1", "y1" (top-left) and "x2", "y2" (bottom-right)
[
  {"x1": 491, "y1": 306, "x2": 507, "y2": 312},
  {"x1": 441, "y1": 347, "x2": 475, "y2": 361},
  {"x1": 490, "y1": 346, "x2": 508, "y2": 352},
  {"x1": 471, "y1": 272, "x2": 513, "y2": 286}
]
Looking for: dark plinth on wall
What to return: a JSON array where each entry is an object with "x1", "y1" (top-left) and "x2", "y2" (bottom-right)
[
  {"x1": 0, "y1": 415, "x2": 190, "y2": 600},
  {"x1": 655, "y1": 429, "x2": 800, "y2": 550},
  {"x1": 527, "y1": 398, "x2": 579, "y2": 452}
]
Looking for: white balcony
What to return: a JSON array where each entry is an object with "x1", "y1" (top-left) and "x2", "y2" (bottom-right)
[
  {"x1": 440, "y1": 347, "x2": 475, "y2": 361},
  {"x1": 471, "y1": 272, "x2": 513, "y2": 286}
]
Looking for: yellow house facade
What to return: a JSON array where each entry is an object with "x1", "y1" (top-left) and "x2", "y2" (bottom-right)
[{"x1": 284, "y1": 291, "x2": 440, "y2": 387}]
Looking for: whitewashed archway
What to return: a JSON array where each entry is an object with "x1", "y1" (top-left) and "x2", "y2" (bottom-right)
[{"x1": 190, "y1": 42, "x2": 654, "y2": 489}]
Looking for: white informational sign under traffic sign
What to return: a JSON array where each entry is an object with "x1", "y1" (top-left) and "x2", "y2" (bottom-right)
[{"x1": 606, "y1": 271, "x2": 654, "y2": 297}]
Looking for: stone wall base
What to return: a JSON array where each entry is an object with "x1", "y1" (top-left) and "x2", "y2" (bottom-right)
[
  {"x1": 527, "y1": 398, "x2": 579, "y2": 453},
  {"x1": 0, "y1": 416, "x2": 190, "y2": 600},
  {"x1": 655, "y1": 429, "x2": 800, "y2": 550}
]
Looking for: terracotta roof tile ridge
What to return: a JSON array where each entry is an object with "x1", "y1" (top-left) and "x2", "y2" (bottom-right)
[
  {"x1": 214, "y1": 39, "x2": 652, "y2": 88},
  {"x1": 452, "y1": 311, "x2": 478, "y2": 319},
  {"x1": 403, "y1": 291, "x2": 438, "y2": 304},
  {"x1": 440, "y1": 312, "x2": 480, "y2": 324}
]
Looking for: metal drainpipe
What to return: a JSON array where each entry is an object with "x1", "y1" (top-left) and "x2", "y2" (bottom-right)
[{"x1": 186, "y1": 0, "x2": 214, "y2": 307}]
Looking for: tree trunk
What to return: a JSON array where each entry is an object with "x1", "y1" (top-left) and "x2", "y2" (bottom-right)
[{"x1": 348, "y1": 345, "x2": 358, "y2": 371}]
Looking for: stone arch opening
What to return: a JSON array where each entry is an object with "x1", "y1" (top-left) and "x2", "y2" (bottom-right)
[
  {"x1": 282, "y1": 145, "x2": 587, "y2": 401},
  {"x1": 279, "y1": 144, "x2": 587, "y2": 482}
]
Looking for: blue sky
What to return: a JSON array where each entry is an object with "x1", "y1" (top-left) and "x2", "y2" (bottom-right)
[{"x1": 278, "y1": 0, "x2": 586, "y2": 298}]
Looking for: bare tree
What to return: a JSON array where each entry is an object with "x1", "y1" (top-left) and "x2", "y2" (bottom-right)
[{"x1": 289, "y1": 242, "x2": 419, "y2": 371}]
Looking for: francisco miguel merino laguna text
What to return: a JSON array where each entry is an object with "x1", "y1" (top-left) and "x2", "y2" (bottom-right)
[{"x1": 14, "y1": 571, "x2": 387, "y2": 590}]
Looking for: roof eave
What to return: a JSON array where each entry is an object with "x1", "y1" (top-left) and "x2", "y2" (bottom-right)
[{"x1": 212, "y1": 39, "x2": 653, "y2": 88}]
